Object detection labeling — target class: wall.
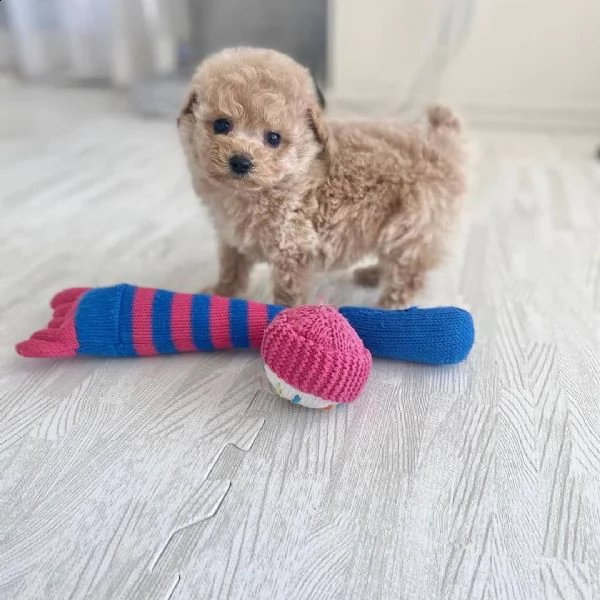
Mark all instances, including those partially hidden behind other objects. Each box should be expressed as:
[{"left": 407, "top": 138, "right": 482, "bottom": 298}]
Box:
[
  {"left": 190, "top": 0, "right": 328, "bottom": 83},
  {"left": 330, "top": 0, "right": 442, "bottom": 104},
  {"left": 330, "top": 0, "right": 600, "bottom": 128}
]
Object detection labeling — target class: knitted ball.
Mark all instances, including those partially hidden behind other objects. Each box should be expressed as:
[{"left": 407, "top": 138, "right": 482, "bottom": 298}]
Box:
[{"left": 261, "top": 305, "right": 372, "bottom": 409}]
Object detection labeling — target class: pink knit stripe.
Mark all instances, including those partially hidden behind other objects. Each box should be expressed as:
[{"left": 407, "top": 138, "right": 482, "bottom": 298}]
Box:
[
  {"left": 16, "top": 338, "right": 78, "bottom": 358},
  {"left": 16, "top": 291, "right": 82, "bottom": 358},
  {"left": 210, "top": 295, "right": 232, "bottom": 349},
  {"left": 132, "top": 287, "right": 157, "bottom": 356},
  {"left": 171, "top": 293, "right": 195, "bottom": 352},
  {"left": 247, "top": 301, "right": 268, "bottom": 348},
  {"left": 50, "top": 287, "right": 90, "bottom": 309},
  {"left": 260, "top": 306, "right": 372, "bottom": 403}
]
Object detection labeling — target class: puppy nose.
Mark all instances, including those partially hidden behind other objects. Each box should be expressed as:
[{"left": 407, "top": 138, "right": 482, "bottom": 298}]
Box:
[{"left": 229, "top": 154, "right": 253, "bottom": 176}]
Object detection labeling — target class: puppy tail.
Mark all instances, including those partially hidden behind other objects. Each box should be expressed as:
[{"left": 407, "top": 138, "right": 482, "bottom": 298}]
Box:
[
  {"left": 427, "top": 105, "right": 461, "bottom": 132},
  {"left": 426, "top": 104, "right": 471, "bottom": 189}
]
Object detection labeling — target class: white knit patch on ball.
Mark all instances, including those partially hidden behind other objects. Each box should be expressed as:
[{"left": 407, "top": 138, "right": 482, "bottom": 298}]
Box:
[{"left": 264, "top": 364, "right": 337, "bottom": 409}]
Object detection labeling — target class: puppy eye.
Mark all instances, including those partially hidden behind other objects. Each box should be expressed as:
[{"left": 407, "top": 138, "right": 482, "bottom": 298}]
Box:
[
  {"left": 264, "top": 131, "right": 281, "bottom": 148},
  {"left": 213, "top": 118, "right": 232, "bottom": 135}
]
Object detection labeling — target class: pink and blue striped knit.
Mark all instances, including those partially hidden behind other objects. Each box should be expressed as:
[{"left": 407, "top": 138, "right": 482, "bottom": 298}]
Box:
[
  {"left": 16, "top": 285, "right": 284, "bottom": 359},
  {"left": 16, "top": 284, "right": 475, "bottom": 365}
]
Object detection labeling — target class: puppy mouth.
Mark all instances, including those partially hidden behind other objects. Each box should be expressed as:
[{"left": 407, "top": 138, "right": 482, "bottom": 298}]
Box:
[
  {"left": 211, "top": 170, "right": 258, "bottom": 188},
  {"left": 213, "top": 169, "right": 263, "bottom": 192}
]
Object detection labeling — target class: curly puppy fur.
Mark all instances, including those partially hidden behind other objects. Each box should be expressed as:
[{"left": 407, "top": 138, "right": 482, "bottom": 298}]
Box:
[{"left": 178, "top": 47, "right": 468, "bottom": 308}]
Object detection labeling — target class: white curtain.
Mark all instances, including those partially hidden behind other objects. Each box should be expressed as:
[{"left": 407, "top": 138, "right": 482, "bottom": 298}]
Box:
[{"left": 2, "top": 0, "right": 190, "bottom": 86}]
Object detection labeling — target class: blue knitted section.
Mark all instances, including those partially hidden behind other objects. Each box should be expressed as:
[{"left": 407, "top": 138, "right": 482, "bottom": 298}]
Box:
[
  {"left": 152, "top": 290, "right": 177, "bottom": 354},
  {"left": 339, "top": 306, "right": 474, "bottom": 365},
  {"left": 267, "top": 304, "right": 285, "bottom": 323},
  {"left": 117, "top": 284, "right": 137, "bottom": 357},
  {"left": 76, "top": 284, "right": 137, "bottom": 357},
  {"left": 191, "top": 294, "right": 213, "bottom": 351},
  {"left": 229, "top": 298, "right": 250, "bottom": 348}
]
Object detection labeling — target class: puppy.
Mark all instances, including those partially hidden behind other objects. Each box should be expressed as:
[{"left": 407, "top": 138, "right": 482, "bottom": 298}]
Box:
[{"left": 177, "top": 47, "right": 468, "bottom": 308}]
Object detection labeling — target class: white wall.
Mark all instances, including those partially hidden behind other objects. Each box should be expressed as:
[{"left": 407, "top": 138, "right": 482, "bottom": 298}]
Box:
[
  {"left": 330, "top": 0, "right": 442, "bottom": 103},
  {"left": 330, "top": 0, "right": 600, "bottom": 128}
]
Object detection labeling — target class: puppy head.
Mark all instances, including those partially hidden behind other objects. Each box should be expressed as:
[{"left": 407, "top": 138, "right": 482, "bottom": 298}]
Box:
[{"left": 177, "top": 47, "right": 328, "bottom": 192}]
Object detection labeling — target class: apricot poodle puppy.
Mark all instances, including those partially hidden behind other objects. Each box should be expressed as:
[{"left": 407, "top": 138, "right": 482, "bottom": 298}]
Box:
[{"left": 177, "top": 47, "right": 468, "bottom": 308}]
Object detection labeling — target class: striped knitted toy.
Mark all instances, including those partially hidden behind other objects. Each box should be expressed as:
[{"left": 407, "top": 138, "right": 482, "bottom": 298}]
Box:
[{"left": 15, "top": 284, "right": 474, "bottom": 365}]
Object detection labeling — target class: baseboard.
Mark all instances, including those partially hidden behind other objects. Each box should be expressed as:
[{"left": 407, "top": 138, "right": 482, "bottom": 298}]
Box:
[
  {"left": 326, "top": 94, "right": 600, "bottom": 134},
  {"left": 457, "top": 104, "right": 600, "bottom": 134}
]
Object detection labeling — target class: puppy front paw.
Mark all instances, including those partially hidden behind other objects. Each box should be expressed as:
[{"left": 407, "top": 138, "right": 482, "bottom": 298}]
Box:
[
  {"left": 377, "top": 291, "right": 413, "bottom": 310},
  {"left": 200, "top": 285, "right": 216, "bottom": 296},
  {"left": 273, "top": 289, "right": 304, "bottom": 307},
  {"left": 200, "top": 283, "right": 237, "bottom": 298},
  {"left": 272, "top": 255, "right": 313, "bottom": 307}
]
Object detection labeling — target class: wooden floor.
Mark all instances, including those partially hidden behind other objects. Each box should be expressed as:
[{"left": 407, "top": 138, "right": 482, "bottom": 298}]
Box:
[{"left": 2, "top": 84, "right": 600, "bottom": 600}]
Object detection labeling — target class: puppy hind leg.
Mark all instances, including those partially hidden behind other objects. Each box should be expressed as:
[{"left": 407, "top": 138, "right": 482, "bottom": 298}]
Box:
[
  {"left": 377, "top": 256, "right": 427, "bottom": 309},
  {"left": 376, "top": 221, "right": 442, "bottom": 309}
]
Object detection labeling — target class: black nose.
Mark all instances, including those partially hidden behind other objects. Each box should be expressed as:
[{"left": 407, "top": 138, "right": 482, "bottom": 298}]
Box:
[{"left": 229, "top": 154, "right": 252, "bottom": 176}]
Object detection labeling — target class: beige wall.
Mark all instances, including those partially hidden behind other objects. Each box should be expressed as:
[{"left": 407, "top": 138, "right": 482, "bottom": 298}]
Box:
[
  {"left": 330, "top": 0, "right": 442, "bottom": 103},
  {"left": 330, "top": 0, "right": 600, "bottom": 126}
]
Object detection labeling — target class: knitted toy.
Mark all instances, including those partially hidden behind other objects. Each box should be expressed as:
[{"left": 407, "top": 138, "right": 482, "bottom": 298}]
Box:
[
  {"left": 261, "top": 306, "right": 372, "bottom": 409},
  {"left": 16, "top": 284, "right": 474, "bottom": 366}
]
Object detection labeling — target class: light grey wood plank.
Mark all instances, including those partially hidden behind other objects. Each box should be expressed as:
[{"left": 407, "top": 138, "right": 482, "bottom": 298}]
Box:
[{"left": 2, "top": 84, "right": 600, "bottom": 599}]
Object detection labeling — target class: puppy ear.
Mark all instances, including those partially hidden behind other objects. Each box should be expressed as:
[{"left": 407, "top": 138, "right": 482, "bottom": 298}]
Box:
[
  {"left": 306, "top": 106, "right": 331, "bottom": 151},
  {"left": 312, "top": 76, "right": 326, "bottom": 109},
  {"left": 177, "top": 90, "right": 198, "bottom": 127}
]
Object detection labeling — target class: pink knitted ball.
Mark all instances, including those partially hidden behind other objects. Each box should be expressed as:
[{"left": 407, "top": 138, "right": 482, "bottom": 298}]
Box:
[{"left": 261, "top": 305, "right": 372, "bottom": 409}]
